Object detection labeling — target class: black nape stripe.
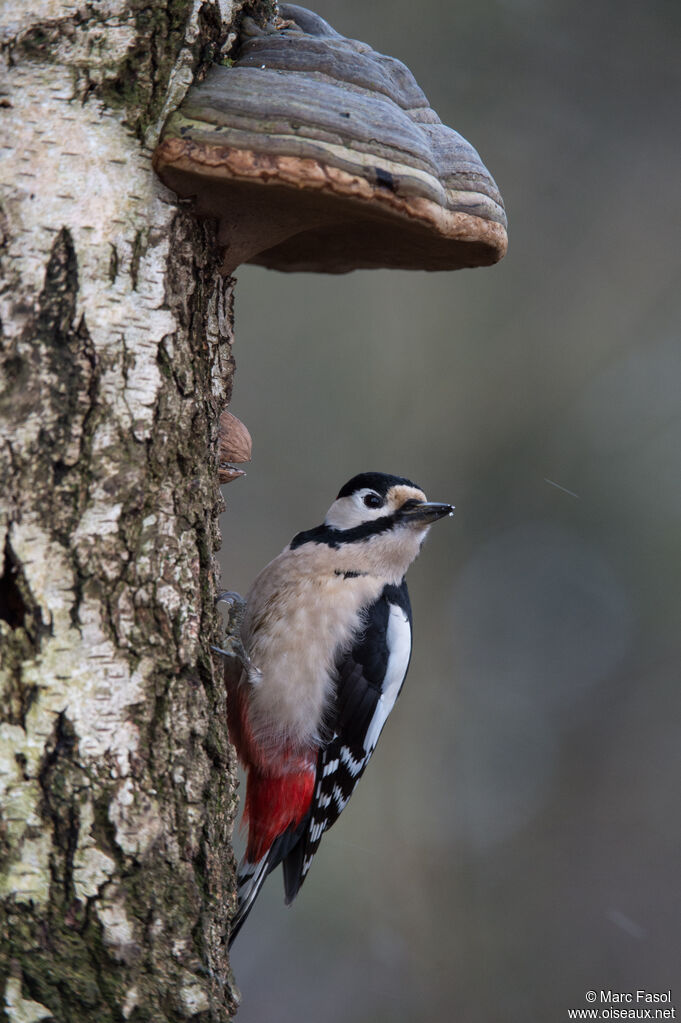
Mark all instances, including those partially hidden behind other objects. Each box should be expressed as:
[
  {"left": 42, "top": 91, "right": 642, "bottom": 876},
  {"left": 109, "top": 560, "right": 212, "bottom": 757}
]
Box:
[
  {"left": 334, "top": 569, "right": 367, "bottom": 579},
  {"left": 290, "top": 515, "right": 399, "bottom": 551}
]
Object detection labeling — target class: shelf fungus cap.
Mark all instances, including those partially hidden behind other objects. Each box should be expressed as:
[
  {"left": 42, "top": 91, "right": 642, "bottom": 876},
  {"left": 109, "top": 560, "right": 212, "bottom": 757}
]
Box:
[
  {"left": 218, "top": 410, "right": 252, "bottom": 483},
  {"left": 153, "top": 4, "right": 507, "bottom": 274}
]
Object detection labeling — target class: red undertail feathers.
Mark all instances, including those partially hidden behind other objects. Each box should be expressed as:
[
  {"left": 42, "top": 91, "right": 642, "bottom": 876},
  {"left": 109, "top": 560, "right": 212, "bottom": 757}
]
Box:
[{"left": 245, "top": 767, "right": 315, "bottom": 862}]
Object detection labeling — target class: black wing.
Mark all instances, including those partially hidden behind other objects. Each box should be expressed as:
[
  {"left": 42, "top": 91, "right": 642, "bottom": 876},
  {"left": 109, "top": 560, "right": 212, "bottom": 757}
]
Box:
[{"left": 281, "top": 580, "right": 413, "bottom": 902}]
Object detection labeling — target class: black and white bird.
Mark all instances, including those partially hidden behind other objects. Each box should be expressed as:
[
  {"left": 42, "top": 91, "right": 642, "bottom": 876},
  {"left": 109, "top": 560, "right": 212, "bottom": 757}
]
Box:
[{"left": 225, "top": 472, "right": 453, "bottom": 944}]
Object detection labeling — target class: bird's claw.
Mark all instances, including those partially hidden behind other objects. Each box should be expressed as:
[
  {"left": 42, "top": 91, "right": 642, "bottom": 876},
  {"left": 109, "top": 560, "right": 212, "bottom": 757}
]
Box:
[
  {"left": 216, "top": 590, "right": 245, "bottom": 610},
  {"left": 214, "top": 590, "right": 250, "bottom": 670}
]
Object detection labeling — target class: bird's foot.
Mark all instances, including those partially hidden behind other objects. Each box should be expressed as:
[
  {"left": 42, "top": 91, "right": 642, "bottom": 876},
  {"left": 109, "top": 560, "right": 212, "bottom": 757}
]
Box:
[{"left": 213, "top": 590, "right": 251, "bottom": 670}]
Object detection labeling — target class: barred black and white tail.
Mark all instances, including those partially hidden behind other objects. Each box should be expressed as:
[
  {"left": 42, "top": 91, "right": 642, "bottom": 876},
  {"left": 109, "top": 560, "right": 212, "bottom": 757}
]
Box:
[
  {"left": 229, "top": 853, "right": 272, "bottom": 947},
  {"left": 229, "top": 823, "right": 309, "bottom": 946}
]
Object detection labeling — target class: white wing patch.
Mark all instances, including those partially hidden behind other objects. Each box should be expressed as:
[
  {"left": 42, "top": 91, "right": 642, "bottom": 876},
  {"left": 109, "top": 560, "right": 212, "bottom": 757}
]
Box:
[
  {"left": 332, "top": 784, "right": 349, "bottom": 812},
  {"left": 309, "top": 819, "right": 325, "bottom": 842},
  {"left": 339, "top": 744, "right": 365, "bottom": 777},
  {"left": 364, "top": 602, "right": 411, "bottom": 753}
]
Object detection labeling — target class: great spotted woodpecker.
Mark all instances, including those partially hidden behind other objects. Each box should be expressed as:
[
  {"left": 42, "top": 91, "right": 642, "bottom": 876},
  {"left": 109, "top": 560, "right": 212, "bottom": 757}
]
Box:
[{"left": 225, "top": 472, "right": 453, "bottom": 944}]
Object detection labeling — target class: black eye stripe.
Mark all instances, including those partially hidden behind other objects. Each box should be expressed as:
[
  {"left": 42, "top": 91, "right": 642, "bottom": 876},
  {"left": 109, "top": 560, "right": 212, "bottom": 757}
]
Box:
[{"left": 291, "top": 516, "right": 396, "bottom": 549}]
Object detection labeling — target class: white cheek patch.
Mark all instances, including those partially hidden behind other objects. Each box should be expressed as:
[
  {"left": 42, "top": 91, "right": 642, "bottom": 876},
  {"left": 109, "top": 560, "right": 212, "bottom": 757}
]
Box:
[
  {"left": 323, "top": 494, "right": 372, "bottom": 529},
  {"left": 364, "top": 603, "right": 411, "bottom": 754},
  {"left": 324, "top": 490, "right": 385, "bottom": 529},
  {"left": 323, "top": 496, "right": 355, "bottom": 530}
]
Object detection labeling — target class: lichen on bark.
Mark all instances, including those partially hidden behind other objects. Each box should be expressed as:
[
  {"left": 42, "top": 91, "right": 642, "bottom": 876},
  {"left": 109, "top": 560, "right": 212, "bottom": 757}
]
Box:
[{"left": 0, "top": 1, "right": 251, "bottom": 1019}]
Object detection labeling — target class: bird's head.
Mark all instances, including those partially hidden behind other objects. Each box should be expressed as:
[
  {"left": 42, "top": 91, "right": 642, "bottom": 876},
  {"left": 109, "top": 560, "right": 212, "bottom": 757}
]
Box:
[
  {"left": 284, "top": 472, "right": 454, "bottom": 581},
  {"left": 324, "top": 472, "right": 453, "bottom": 533}
]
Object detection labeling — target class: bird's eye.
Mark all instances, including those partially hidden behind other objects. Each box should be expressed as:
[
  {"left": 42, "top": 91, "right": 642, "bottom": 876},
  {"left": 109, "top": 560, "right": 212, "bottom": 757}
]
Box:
[{"left": 363, "top": 492, "right": 383, "bottom": 509}]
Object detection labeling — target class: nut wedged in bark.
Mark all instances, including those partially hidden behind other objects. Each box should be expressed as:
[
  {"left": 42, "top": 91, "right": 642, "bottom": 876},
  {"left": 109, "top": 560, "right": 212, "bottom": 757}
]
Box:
[{"left": 218, "top": 410, "right": 252, "bottom": 483}]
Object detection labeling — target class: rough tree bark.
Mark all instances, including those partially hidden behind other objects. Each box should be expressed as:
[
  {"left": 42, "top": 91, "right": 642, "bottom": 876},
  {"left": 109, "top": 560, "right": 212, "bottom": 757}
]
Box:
[{"left": 0, "top": 1, "right": 258, "bottom": 1019}]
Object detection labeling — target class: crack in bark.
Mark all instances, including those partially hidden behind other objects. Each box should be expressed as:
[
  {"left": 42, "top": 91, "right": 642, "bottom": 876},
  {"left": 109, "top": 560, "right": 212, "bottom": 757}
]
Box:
[
  {"left": 0, "top": 536, "right": 49, "bottom": 727},
  {"left": 38, "top": 229, "right": 79, "bottom": 342},
  {"left": 37, "top": 714, "right": 81, "bottom": 901},
  {"left": 1, "top": 4, "right": 243, "bottom": 1018},
  {"left": 0, "top": 538, "right": 26, "bottom": 631}
]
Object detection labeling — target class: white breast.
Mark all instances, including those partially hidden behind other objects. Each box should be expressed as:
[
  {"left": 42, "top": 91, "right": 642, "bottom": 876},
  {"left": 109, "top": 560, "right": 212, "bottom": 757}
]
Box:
[
  {"left": 243, "top": 561, "right": 384, "bottom": 756},
  {"left": 364, "top": 602, "right": 412, "bottom": 753}
]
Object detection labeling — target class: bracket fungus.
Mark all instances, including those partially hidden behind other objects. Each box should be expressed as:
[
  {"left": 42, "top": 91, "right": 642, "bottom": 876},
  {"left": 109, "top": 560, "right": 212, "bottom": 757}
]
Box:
[{"left": 153, "top": 4, "right": 507, "bottom": 275}]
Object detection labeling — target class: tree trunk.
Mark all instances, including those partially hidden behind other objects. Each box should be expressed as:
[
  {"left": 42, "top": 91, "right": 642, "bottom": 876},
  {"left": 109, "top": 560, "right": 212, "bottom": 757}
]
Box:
[{"left": 0, "top": 2, "right": 251, "bottom": 1018}]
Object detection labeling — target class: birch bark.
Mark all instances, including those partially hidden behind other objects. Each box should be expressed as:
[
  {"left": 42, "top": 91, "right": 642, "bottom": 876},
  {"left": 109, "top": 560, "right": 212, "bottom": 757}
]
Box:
[{"left": 0, "top": 1, "right": 249, "bottom": 1018}]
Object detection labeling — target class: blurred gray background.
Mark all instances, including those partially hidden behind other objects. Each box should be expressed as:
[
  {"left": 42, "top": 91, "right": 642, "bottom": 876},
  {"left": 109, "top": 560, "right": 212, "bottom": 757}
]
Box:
[{"left": 220, "top": 1, "right": 681, "bottom": 1019}]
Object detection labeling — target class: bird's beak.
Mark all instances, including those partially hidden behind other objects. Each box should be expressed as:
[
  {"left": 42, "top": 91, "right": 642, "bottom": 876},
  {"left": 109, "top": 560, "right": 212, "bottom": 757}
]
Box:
[{"left": 399, "top": 501, "right": 455, "bottom": 525}]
